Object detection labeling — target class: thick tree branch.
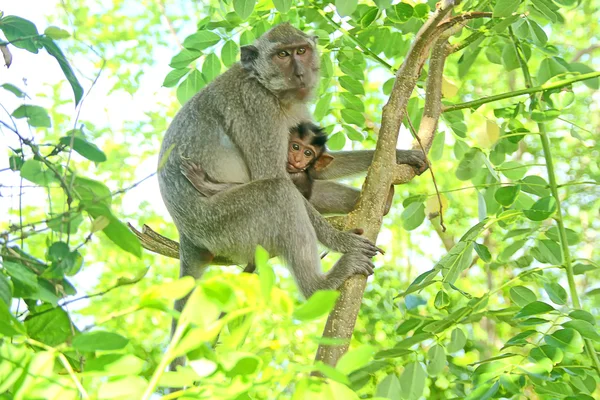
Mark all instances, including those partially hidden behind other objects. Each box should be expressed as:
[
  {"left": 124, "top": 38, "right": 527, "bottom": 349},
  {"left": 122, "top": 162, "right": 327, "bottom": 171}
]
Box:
[{"left": 314, "top": 0, "right": 460, "bottom": 367}]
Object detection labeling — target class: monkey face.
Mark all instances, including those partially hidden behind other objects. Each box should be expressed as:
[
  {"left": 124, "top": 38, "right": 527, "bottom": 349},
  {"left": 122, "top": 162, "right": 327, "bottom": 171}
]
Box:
[
  {"left": 287, "top": 137, "right": 318, "bottom": 173},
  {"left": 240, "top": 24, "right": 320, "bottom": 102}
]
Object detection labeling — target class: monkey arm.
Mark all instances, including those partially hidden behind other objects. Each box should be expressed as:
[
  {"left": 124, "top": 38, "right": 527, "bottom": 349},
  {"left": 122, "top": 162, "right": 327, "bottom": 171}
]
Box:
[
  {"left": 311, "top": 149, "right": 428, "bottom": 180},
  {"left": 309, "top": 181, "right": 360, "bottom": 214}
]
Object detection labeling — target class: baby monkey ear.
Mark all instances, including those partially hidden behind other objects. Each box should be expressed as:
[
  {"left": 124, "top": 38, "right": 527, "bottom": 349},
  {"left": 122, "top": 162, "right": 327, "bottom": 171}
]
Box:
[
  {"left": 313, "top": 153, "right": 334, "bottom": 171},
  {"left": 240, "top": 45, "right": 259, "bottom": 70}
]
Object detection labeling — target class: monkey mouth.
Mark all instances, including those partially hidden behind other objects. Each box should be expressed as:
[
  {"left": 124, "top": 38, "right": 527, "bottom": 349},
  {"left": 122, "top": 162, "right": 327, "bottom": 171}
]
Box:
[{"left": 287, "top": 163, "right": 305, "bottom": 173}]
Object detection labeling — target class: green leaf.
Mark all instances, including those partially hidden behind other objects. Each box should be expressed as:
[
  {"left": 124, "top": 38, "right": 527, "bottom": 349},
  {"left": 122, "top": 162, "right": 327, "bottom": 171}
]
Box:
[
  {"left": 570, "top": 62, "right": 599, "bottom": 89},
  {"left": 360, "top": 7, "right": 381, "bottom": 28},
  {"left": 12, "top": 105, "right": 51, "bottom": 127},
  {"left": 456, "top": 148, "right": 485, "bottom": 181},
  {"left": 313, "top": 93, "right": 332, "bottom": 121},
  {"left": 494, "top": 185, "right": 521, "bottom": 206},
  {"left": 72, "top": 331, "right": 129, "bottom": 352},
  {"left": 339, "top": 76, "right": 365, "bottom": 95},
  {"left": 293, "top": 290, "right": 339, "bottom": 321},
  {"left": 545, "top": 226, "right": 579, "bottom": 245},
  {"left": 202, "top": 53, "right": 221, "bottom": 83},
  {"left": 520, "top": 175, "right": 550, "bottom": 197},
  {"left": 544, "top": 282, "right": 567, "bottom": 305},
  {"left": 273, "top": 0, "right": 293, "bottom": 13},
  {"left": 504, "top": 330, "right": 536, "bottom": 347},
  {"left": 20, "top": 159, "right": 58, "bottom": 186},
  {"left": 162, "top": 68, "right": 190, "bottom": 88},
  {"left": 493, "top": 0, "right": 520, "bottom": 17},
  {"left": 183, "top": 30, "right": 221, "bottom": 50},
  {"left": 376, "top": 374, "right": 402, "bottom": 400},
  {"left": 530, "top": 345, "right": 563, "bottom": 364},
  {"left": 569, "top": 310, "right": 595, "bottom": 325},
  {"left": 429, "top": 131, "right": 445, "bottom": 161},
  {"left": 40, "top": 37, "right": 84, "bottom": 106},
  {"left": 44, "top": 26, "right": 70, "bottom": 39},
  {"left": 73, "top": 176, "right": 112, "bottom": 206},
  {"left": 528, "top": 20, "right": 548, "bottom": 46},
  {"left": 401, "top": 202, "right": 425, "bottom": 231},
  {"left": 339, "top": 92, "right": 364, "bottom": 112},
  {"left": 0, "top": 15, "right": 39, "bottom": 53},
  {"left": 233, "top": 0, "right": 256, "bottom": 20},
  {"left": 97, "top": 376, "right": 147, "bottom": 399},
  {"left": 0, "top": 273, "right": 12, "bottom": 306},
  {"left": 562, "top": 320, "right": 600, "bottom": 342},
  {"left": 473, "top": 243, "right": 492, "bottom": 262},
  {"left": 447, "top": 328, "right": 467, "bottom": 353},
  {"left": 510, "top": 286, "right": 537, "bottom": 307},
  {"left": 427, "top": 345, "right": 446, "bottom": 375},
  {"left": 84, "top": 204, "right": 142, "bottom": 257},
  {"left": 94, "top": 354, "right": 142, "bottom": 381},
  {"left": 255, "top": 246, "right": 275, "bottom": 301},
  {"left": 537, "top": 57, "right": 568, "bottom": 84},
  {"left": 515, "top": 301, "right": 555, "bottom": 319},
  {"left": 434, "top": 290, "right": 450, "bottom": 310},
  {"left": 344, "top": 125, "right": 364, "bottom": 141},
  {"left": 466, "top": 381, "right": 499, "bottom": 400},
  {"left": 327, "top": 131, "right": 346, "bottom": 151},
  {"left": 141, "top": 276, "right": 195, "bottom": 303},
  {"left": 177, "top": 69, "right": 206, "bottom": 105},
  {"left": 336, "top": 0, "right": 358, "bottom": 17},
  {"left": 544, "top": 329, "right": 584, "bottom": 353},
  {"left": 340, "top": 108, "right": 365, "bottom": 126},
  {"left": 2, "top": 261, "right": 37, "bottom": 292},
  {"left": 532, "top": 239, "right": 563, "bottom": 265},
  {"left": 399, "top": 362, "right": 426, "bottom": 400},
  {"left": 1, "top": 83, "right": 26, "bottom": 98},
  {"left": 169, "top": 49, "right": 202, "bottom": 68},
  {"left": 0, "top": 300, "right": 26, "bottom": 336},
  {"left": 389, "top": 3, "right": 414, "bottom": 22},
  {"left": 59, "top": 136, "right": 107, "bottom": 163},
  {"left": 336, "top": 345, "right": 375, "bottom": 375},
  {"left": 25, "top": 305, "right": 73, "bottom": 347},
  {"left": 499, "top": 161, "right": 527, "bottom": 180},
  {"left": 374, "top": 0, "right": 393, "bottom": 9},
  {"left": 523, "top": 196, "right": 557, "bottom": 221},
  {"left": 438, "top": 242, "right": 474, "bottom": 284},
  {"left": 221, "top": 40, "right": 239, "bottom": 67}
]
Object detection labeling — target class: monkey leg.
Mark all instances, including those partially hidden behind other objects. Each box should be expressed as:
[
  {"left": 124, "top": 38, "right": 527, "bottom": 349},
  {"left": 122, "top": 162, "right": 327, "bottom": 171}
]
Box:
[
  {"left": 174, "top": 178, "right": 376, "bottom": 298},
  {"left": 180, "top": 159, "right": 240, "bottom": 197},
  {"left": 170, "top": 235, "right": 213, "bottom": 371}
]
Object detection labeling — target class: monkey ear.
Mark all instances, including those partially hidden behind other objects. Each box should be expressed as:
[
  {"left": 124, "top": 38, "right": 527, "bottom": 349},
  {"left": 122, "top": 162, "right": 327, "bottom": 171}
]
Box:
[
  {"left": 313, "top": 154, "right": 334, "bottom": 171},
  {"left": 240, "top": 45, "right": 259, "bottom": 70}
]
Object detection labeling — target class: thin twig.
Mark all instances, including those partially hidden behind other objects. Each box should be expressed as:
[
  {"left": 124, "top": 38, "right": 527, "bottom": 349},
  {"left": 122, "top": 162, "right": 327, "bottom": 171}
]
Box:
[{"left": 405, "top": 114, "right": 446, "bottom": 231}]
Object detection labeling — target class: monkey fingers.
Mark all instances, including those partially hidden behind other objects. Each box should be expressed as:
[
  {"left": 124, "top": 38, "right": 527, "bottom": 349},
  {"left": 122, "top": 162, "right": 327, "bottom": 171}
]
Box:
[
  {"left": 347, "top": 228, "right": 385, "bottom": 255},
  {"left": 333, "top": 230, "right": 382, "bottom": 258}
]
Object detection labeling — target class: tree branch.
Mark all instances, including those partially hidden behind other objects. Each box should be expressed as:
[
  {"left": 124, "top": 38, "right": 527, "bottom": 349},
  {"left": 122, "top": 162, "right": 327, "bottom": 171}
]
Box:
[{"left": 313, "top": 0, "right": 460, "bottom": 367}]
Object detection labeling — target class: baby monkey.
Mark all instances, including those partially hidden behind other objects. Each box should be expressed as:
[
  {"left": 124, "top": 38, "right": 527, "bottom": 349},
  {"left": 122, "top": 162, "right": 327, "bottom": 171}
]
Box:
[{"left": 181, "top": 122, "right": 333, "bottom": 200}]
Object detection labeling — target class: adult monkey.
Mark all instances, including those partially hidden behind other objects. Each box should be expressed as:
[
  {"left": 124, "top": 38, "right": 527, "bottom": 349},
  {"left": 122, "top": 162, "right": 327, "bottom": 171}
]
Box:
[{"left": 158, "top": 23, "right": 381, "bottom": 303}]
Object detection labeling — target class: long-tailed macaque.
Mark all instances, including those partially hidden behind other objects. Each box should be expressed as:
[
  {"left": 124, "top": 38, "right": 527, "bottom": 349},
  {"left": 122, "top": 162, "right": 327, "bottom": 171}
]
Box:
[
  {"left": 158, "top": 24, "right": 382, "bottom": 304},
  {"left": 180, "top": 122, "right": 334, "bottom": 200}
]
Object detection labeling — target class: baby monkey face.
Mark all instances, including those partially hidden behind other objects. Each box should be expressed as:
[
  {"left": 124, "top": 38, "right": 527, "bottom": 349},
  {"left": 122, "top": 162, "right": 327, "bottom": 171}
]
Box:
[{"left": 287, "top": 133, "right": 320, "bottom": 173}]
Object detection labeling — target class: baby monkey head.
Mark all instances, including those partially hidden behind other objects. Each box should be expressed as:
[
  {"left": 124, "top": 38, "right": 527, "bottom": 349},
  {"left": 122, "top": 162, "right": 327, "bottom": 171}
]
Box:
[
  {"left": 240, "top": 23, "right": 320, "bottom": 102},
  {"left": 287, "top": 122, "right": 334, "bottom": 173}
]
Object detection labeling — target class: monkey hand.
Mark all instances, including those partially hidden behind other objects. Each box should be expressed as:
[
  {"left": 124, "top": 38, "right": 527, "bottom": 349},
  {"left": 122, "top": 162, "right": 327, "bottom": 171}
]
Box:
[
  {"left": 396, "top": 149, "right": 429, "bottom": 175},
  {"left": 324, "top": 252, "right": 376, "bottom": 290},
  {"left": 324, "top": 229, "right": 382, "bottom": 258}
]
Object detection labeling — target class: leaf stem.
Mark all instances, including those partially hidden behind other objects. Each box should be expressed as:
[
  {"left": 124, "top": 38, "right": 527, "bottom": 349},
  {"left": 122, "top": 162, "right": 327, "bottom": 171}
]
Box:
[{"left": 509, "top": 31, "right": 600, "bottom": 377}]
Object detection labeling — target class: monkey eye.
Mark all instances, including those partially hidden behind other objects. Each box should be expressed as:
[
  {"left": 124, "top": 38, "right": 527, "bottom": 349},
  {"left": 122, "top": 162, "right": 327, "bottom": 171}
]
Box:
[
  {"left": 291, "top": 143, "right": 300, "bottom": 151},
  {"left": 304, "top": 149, "right": 313, "bottom": 157},
  {"left": 297, "top": 47, "right": 307, "bottom": 55},
  {"left": 277, "top": 50, "right": 290, "bottom": 58}
]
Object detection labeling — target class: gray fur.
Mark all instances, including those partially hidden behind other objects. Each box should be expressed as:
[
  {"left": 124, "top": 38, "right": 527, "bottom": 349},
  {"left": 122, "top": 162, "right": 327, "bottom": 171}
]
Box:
[{"left": 158, "top": 24, "right": 379, "bottom": 304}]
